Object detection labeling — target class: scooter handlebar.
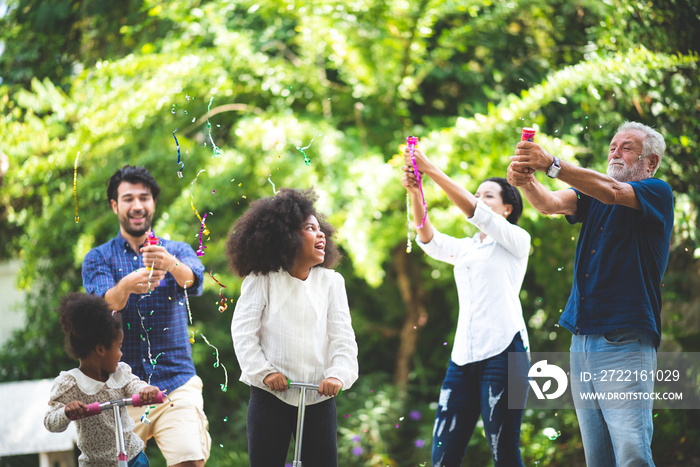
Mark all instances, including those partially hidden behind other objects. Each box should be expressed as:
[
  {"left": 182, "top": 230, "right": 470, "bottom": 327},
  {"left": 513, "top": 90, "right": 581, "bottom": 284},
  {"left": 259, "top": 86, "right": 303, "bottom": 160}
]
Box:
[
  {"left": 132, "top": 390, "right": 166, "bottom": 407},
  {"left": 69, "top": 391, "right": 166, "bottom": 420},
  {"left": 287, "top": 381, "right": 342, "bottom": 395}
]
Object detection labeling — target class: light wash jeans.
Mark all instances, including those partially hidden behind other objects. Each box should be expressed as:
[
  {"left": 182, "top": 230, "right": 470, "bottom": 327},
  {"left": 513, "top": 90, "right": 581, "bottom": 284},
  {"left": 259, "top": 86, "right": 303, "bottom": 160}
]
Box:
[{"left": 570, "top": 328, "right": 657, "bottom": 467}]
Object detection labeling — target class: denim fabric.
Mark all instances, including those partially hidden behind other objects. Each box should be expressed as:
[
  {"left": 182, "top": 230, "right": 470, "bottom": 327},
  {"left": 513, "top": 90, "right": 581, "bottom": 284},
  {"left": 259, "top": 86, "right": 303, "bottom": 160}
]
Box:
[
  {"left": 431, "top": 334, "right": 529, "bottom": 467},
  {"left": 570, "top": 328, "right": 657, "bottom": 467},
  {"left": 128, "top": 451, "right": 150, "bottom": 467}
]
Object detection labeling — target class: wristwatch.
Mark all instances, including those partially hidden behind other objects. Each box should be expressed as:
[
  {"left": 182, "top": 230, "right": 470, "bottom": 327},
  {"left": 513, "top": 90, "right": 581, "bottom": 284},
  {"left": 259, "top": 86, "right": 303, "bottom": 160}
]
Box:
[{"left": 546, "top": 156, "right": 561, "bottom": 179}]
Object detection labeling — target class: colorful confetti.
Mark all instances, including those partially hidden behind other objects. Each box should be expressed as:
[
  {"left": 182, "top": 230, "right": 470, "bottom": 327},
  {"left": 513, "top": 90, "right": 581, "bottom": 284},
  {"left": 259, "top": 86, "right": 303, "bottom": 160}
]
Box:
[
  {"left": 73, "top": 152, "right": 80, "bottom": 223},
  {"left": 189, "top": 169, "right": 210, "bottom": 236},
  {"left": 199, "top": 332, "right": 228, "bottom": 392},
  {"left": 196, "top": 213, "right": 208, "bottom": 257},
  {"left": 173, "top": 129, "right": 184, "bottom": 178},
  {"left": 296, "top": 135, "right": 316, "bottom": 166},
  {"left": 405, "top": 193, "right": 412, "bottom": 253},
  {"left": 206, "top": 97, "right": 222, "bottom": 157},
  {"left": 407, "top": 136, "right": 428, "bottom": 229},
  {"left": 209, "top": 271, "right": 228, "bottom": 312},
  {"left": 183, "top": 282, "right": 228, "bottom": 391}
]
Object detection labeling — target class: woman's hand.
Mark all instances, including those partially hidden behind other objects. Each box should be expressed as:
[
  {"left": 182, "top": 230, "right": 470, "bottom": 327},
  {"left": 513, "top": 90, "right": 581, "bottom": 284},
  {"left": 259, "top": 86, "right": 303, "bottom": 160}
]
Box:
[
  {"left": 401, "top": 165, "right": 422, "bottom": 194},
  {"left": 263, "top": 372, "right": 289, "bottom": 392},
  {"left": 318, "top": 377, "right": 343, "bottom": 397},
  {"left": 404, "top": 147, "right": 433, "bottom": 174}
]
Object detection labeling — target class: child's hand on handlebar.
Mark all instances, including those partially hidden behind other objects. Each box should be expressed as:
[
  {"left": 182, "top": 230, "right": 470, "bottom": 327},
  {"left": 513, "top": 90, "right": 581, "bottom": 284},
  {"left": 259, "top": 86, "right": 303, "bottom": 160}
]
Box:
[
  {"left": 64, "top": 401, "right": 88, "bottom": 420},
  {"left": 318, "top": 377, "right": 343, "bottom": 397},
  {"left": 138, "top": 385, "right": 161, "bottom": 404},
  {"left": 263, "top": 372, "right": 289, "bottom": 392}
]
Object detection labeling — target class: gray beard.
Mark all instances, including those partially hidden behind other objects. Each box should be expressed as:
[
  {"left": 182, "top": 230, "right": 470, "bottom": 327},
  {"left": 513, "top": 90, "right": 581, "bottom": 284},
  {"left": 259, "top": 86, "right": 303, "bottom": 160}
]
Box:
[{"left": 607, "top": 161, "right": 648, "bottom": 182}]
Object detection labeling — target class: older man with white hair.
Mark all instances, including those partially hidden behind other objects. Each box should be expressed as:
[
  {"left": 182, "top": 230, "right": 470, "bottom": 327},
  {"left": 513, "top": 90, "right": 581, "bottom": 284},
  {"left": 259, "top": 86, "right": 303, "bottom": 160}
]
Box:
[{"left": 508, "top": 122, "right": 673, "bottom": 466}]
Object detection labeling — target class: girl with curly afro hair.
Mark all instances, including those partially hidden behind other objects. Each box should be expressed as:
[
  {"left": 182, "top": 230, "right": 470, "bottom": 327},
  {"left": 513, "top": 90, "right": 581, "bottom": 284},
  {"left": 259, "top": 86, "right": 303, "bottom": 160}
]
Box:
[
  {"left": 227, "top": 188, "right": 358, "bottom": 467},
  {"left": 44, "top": 292, "right": 159, "bottom": 466}
]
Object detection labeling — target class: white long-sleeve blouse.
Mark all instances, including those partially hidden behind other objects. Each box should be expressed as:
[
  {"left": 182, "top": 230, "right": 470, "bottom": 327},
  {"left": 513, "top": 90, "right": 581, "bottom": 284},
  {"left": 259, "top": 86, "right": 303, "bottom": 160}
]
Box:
[
  {"left": 418, "top": 199, "right": 531, "bottom": 365},
  {"left": 231, "top": 267, "right": 359, "bottom": 406}
]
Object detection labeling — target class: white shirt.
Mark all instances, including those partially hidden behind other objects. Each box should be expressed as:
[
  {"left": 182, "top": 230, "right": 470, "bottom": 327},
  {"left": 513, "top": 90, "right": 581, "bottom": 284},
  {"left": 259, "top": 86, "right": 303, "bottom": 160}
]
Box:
[
  {"left": 418, "top": 200, "right": 531, "bottom": 365},
  {"left": 231, "top": 267, "right": 359, "bottom": 406}
]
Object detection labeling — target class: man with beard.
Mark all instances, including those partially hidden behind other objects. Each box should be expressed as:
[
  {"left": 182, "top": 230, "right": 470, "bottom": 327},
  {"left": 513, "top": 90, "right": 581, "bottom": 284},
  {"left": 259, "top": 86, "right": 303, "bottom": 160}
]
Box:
[
  {"left": 82, "top": 165, "right": 211, "bottom": 467},
  {"left": 507, "top": 122, "right": 673, "bottom": 466}
]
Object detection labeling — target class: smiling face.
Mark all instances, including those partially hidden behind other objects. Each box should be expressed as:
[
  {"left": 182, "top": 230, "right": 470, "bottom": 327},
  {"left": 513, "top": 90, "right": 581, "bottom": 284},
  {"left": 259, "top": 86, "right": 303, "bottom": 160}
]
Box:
[
  {"left": 111, "top": 181, "right": 156, "bottom": 239},
  {"left": 295, "top": 215, "right": 326, "bottom": 271},
  {"left": 475, "top": 181, "right": 511, "bottom": 218},
  {"left": 606, "top": 129, "right": 652, "bottom": 182}
]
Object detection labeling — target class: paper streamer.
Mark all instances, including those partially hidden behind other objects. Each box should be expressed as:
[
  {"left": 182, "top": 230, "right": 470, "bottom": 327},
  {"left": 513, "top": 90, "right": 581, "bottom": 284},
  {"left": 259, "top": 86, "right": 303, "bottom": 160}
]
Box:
[{"left": 73, "top": 152, "right": 80, "bottom": 223}]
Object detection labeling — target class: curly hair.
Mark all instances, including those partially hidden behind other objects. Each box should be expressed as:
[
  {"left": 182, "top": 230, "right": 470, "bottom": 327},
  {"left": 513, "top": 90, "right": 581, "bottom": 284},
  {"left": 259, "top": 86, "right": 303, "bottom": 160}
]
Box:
[
  {"left": 58, "top": 292, "right": 123, "bottom": 360},
  {"left": 483, "top": 177, "right": 523, "bottom": 225},
  {"left": 226, "top": 188, "right": 341, "bottom": 276}
]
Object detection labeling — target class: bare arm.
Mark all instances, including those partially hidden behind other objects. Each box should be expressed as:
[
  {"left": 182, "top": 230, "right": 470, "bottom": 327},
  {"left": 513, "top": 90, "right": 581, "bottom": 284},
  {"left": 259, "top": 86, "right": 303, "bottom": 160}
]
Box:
[
  {"left": 510, "top": 141, "right": 642, "bottom": 210},
  {"left": 404, "top": 147, "right": 478, "bottom": 219},
  {"left": 402, "top": 164, "right": 435, "bottom": 244},
  {"left": 507, "top": 162, "right": 578, "bottom": 216}
]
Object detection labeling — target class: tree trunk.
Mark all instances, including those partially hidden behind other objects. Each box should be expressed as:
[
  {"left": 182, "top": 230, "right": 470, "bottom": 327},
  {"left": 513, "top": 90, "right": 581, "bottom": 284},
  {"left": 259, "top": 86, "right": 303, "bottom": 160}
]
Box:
[{"left": 392, "top": 245, "right": 428, "bottom": 385}]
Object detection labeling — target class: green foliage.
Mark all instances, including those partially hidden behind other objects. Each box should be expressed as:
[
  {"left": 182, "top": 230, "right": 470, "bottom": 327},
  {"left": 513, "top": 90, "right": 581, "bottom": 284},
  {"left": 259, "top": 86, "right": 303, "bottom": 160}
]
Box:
[{"left": 1, "top": 0, "right": 699, "bottom": 465}]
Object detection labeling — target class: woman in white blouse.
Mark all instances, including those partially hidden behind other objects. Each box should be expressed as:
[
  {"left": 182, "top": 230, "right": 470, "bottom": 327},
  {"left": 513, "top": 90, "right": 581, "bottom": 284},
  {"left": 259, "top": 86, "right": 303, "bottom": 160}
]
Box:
[
  {"left": 403, "top": 148, "right": 531, "bottom": 467},
  {"left": 227, "top": 187, "right": 359, "bottom": 467}
]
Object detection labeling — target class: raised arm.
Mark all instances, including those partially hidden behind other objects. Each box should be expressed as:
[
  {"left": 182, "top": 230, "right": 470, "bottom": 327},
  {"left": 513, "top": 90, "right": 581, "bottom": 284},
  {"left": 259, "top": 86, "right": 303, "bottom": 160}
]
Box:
[
  {"left": 507, "top": 162, "right": 578, "bottom": 216},
  {"left": 403, "top": 147, "right": 480, "bottom": 219},
  {"left": 510, "top": 141, "right": 646, "bottom": 211}
]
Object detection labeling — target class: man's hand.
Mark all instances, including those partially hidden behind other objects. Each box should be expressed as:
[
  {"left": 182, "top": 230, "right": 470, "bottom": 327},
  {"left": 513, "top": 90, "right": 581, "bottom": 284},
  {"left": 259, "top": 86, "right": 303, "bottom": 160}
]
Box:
[
  {"left": 511, "top": 141, "right": 555, "bottom": 172},
  {"left": 124, "top": 268, "right": 166, "bottom": 294},
  {"left": 263, "top": 372, "right": 288, "bottom": 392},
  {"left": 507, "top": 161, "right": 534, "bottom": 187},
  {"left": 141, "top": 245, "right": 176, "bottom": 272}
]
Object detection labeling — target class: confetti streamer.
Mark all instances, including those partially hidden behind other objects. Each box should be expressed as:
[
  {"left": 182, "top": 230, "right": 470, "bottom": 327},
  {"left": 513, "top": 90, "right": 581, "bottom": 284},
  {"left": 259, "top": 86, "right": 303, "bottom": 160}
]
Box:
[
  {"left": 173, "top": 129, "right": 184, "bottom": 178},
  {"left": 209, "top": 271, "right": 228, "bottom": 312},
  {"left": 207, "top": 97, "right": 222, "bottom": 157},
  {"left": 407, "top": 136, "right": 428, "bottom": 228},
  {"left": 405, "top": 194, "right": 412, "bottom": 253},
  {"left": 183, "top": 281, "right": 194, "bottom": 324},
  {"left": 189, "top": 170, "right": 210, "bottom": 236},
  {"left": 135, "top": 295, "right": 156, "bottom": 384},
  {"left": 196, "top": 212, "right": 208, "bottom": 257},
  {"left": 268, "top": 175, "right": 277, "bottom": 195},
  {"left": 73, "top": 152, "right": 80, "bottom": 223},
  {"left": 296, "top": 135, "right": 316, "bottom": 166},
  {"left": 183, "top": 282, "right": 228, "bottom": 391},
  {"left": 199, "top": 332, "right": 228, "bottom": 391}
]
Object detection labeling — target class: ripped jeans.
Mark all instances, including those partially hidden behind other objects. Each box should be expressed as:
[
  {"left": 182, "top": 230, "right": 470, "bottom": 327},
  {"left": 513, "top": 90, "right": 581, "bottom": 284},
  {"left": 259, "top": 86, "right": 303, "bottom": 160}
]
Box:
[{"left": 432, "top": 334, "right": 528, "bottom": 467}]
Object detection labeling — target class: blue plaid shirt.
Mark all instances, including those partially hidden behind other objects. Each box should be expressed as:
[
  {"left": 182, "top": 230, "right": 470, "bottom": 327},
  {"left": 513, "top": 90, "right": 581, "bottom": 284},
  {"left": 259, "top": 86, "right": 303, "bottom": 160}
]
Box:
[{"left": 82, "top": 230, "right": 205, "bottom": 392}]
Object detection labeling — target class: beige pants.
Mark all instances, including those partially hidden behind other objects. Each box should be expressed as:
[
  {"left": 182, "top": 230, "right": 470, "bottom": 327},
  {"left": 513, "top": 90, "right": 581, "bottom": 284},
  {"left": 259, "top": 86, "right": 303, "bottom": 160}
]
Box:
[{"left": 128, "top": 376, "right": 211, "bottom": 465}]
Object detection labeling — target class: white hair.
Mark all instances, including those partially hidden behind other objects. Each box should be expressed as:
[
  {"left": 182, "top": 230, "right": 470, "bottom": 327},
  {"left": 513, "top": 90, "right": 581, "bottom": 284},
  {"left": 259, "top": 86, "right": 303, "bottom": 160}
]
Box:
[{"left": 617, "top": 121, "right": 666, "bottom": 176}]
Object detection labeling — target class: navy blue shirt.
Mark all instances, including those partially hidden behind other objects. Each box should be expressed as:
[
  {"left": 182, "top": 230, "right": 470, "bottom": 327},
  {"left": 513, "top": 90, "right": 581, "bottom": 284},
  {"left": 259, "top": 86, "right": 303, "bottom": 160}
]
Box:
[
  {"left": 82, "top": 231, "right": 205, "bottom": 392},
  {"left": 559, "top": 178, "right": 674, "bottom": 344}
]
